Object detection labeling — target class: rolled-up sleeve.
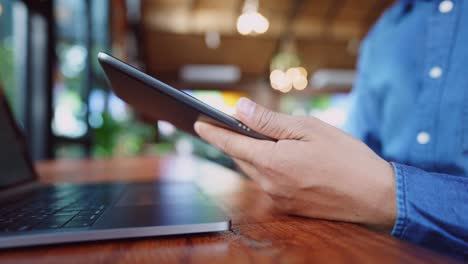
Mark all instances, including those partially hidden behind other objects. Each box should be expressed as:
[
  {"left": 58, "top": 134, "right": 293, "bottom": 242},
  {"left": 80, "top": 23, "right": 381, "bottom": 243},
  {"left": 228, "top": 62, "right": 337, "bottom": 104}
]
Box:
[{"left": 391, "top": 162, "right": 468, "bottom": 257}]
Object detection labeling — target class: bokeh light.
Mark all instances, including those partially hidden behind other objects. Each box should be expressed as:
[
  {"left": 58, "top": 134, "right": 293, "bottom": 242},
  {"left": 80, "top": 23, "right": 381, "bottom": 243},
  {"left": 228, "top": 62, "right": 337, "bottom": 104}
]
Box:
[
  {"left": 60, "top": 45, "right": 87, "bottom": 78},
  {"left": 236, "top": 11, "right": 269, "bottom": 35},
  {"left": 270, "top": 67, "right": 308, "bottom": 92}
]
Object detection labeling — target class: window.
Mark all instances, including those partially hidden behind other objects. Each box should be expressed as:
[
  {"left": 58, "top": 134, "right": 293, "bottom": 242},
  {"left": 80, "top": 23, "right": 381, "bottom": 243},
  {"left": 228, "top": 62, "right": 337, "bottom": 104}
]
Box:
[
  {"left": 52, "top": 0, "right": 158, "bottom": 159},
  {"left": 52, "top": 0, "right": 114, "bottom": 158}
]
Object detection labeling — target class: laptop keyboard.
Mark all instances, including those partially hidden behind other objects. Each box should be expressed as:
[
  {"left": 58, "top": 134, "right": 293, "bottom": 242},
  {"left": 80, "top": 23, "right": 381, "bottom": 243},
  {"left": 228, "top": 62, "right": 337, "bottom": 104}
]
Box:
[{"left": 0, "top": 184, "right": 121, "bottom": 233}]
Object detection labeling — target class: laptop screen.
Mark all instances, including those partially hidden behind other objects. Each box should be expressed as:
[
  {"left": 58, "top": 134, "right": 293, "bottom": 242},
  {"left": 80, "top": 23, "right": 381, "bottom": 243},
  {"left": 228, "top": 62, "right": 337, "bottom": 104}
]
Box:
[{"left": 0, "top": 90, "right": 36, "bottom": 189}]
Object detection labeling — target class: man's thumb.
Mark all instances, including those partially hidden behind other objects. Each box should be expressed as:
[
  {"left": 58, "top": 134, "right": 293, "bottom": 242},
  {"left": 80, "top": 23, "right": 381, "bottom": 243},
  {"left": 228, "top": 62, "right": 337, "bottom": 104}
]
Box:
[{"left": 235, "top": 98, "right": 303, "bottom": 140}]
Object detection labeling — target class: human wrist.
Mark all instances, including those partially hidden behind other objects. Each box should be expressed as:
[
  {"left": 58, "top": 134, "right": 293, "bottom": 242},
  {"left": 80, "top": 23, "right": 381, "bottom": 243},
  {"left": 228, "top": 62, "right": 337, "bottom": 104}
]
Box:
[{"left": 366, "top": 159, "right": 397, "bottom": 230}]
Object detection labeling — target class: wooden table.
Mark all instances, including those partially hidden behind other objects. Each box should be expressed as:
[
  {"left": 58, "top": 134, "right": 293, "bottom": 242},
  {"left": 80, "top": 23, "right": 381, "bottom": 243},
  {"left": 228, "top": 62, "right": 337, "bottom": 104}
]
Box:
[{"left": 0, "top": 155, "right": 459, "bottom": 263}]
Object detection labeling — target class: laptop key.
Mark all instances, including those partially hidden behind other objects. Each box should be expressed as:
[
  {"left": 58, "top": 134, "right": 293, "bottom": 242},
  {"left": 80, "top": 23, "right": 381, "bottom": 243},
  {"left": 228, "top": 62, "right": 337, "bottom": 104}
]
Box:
[
  {"left": 32, "top": 215, "right": 75, "bottom": 230},
  {"left": 70, "top": 215, "right": 94, "bottom": 221},
  {"left": 76, "top": 211, "right": 97, "bottom": 217},
  {"left": 16, "top": 225, "right": 32, "bottom": 232},
  {"left": 54, "top": 210, "right": 80, "bottom": 216},
  {"left": 63, "top": 221, "right": 91, "bottom": 228},
  {"left": 31, "top": 223, "right": 62, "bottom": 230}
]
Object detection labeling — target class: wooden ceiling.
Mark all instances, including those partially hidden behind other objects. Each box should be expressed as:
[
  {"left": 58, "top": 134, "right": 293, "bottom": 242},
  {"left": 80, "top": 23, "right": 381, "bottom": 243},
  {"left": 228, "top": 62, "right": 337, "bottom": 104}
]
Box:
[{"left": 138, "top": 0, "right": 394, "bottom": 88}]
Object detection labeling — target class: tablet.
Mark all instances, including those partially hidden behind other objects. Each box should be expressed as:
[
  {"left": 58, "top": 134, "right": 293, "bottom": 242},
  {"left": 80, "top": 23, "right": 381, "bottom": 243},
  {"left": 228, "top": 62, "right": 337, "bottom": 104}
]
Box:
[{"left": 97, "top": 52, "right": 274, "bottom": 141}]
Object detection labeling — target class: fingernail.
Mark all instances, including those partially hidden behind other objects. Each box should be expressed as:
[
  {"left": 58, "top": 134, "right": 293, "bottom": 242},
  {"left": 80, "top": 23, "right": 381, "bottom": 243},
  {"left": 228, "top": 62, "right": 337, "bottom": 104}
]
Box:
[
  {"left": 194, "top": 121, "right": 202, "bottom": 134},
  {"left": 236, "top": 98, "right": 255, "bottom": 120}
]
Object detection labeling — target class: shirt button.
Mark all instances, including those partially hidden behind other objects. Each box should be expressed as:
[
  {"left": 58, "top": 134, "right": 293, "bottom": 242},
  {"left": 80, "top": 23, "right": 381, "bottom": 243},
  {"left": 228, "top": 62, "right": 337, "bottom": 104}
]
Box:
[
  {"left": 429, "top": 66, "right": 443, "bottom": 79},
  {"left": 417, "top": 132, "right": 431, "bottom": 145},
  {"left": 439, "top": 0, "right": 454, "bottom": 13}
]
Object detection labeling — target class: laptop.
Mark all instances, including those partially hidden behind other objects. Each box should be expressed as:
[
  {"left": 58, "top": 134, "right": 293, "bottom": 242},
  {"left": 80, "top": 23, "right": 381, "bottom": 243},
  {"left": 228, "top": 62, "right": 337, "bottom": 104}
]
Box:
[{"left": 0, "top": 87, "right": 230, "bottom": 249}]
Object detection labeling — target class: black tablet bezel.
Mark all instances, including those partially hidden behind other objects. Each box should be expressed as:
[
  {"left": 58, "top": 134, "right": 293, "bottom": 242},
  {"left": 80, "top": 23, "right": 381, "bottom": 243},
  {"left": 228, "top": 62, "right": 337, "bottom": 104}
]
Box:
[{"left": 97, "top": 52, "right": 274, "bottom": 141}]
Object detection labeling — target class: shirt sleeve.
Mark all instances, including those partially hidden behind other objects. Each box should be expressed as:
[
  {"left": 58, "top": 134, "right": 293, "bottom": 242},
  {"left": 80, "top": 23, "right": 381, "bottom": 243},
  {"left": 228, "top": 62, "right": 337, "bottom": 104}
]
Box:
[{"left": 391, "top": 162, "right": 468, "bottom": 257}]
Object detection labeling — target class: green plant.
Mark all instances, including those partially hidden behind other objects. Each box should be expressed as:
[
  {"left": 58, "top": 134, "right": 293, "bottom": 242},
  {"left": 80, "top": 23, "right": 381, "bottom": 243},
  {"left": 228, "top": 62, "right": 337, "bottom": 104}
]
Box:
[{"left": 0, "top": 41, "right": 15, "bottom": 110}]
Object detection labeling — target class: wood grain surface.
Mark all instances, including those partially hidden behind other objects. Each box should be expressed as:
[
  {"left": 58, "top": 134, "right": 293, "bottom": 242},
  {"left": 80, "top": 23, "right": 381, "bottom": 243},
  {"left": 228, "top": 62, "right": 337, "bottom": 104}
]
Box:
[{"left": 0, "top": 155, "right": 459, "bottom": 264}]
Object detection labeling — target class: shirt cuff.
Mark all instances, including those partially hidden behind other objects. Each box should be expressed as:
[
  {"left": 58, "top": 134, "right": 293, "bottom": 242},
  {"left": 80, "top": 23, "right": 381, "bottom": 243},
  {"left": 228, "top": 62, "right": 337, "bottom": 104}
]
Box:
[{"left": 390, "top": 162, "right": 408, "bottom": 239}]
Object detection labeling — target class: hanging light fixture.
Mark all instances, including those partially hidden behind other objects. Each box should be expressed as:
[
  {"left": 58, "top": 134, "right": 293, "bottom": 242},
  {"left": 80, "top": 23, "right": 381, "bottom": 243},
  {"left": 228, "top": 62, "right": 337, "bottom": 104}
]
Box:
[
  {"left": 269, "top": 38, "right": 308, "bottom": 92},
  {"left": 237, "top": 0, "right": 269, "bottom": 35}
]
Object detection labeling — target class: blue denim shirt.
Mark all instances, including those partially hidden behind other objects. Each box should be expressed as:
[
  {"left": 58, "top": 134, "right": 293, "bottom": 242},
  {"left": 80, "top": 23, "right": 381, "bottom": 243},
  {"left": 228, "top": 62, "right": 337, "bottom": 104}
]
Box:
[{"left": 345, "top": 0, "right": 468, "bottom": 259}]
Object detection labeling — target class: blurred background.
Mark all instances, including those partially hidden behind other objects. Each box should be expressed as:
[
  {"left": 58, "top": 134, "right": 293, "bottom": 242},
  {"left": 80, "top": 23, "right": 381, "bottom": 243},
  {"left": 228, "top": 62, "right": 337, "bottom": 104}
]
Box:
[{"left": 0, "top": 0, "right": 392, "bottom": 168}]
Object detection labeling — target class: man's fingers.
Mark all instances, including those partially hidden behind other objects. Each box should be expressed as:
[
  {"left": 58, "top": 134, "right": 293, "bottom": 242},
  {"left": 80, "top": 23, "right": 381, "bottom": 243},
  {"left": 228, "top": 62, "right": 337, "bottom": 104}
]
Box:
[
  {"left": 234, "top": 98, "right": 307, "bottom": 140},
  {"left": 233, "top": 158, "right": 262, "bottom": 181},
  {"left": 233, "top": 158, "right": 275, "bottom": 194},
  {"left": 194, "top": 121, "right": 273, "bottom": 163}
]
